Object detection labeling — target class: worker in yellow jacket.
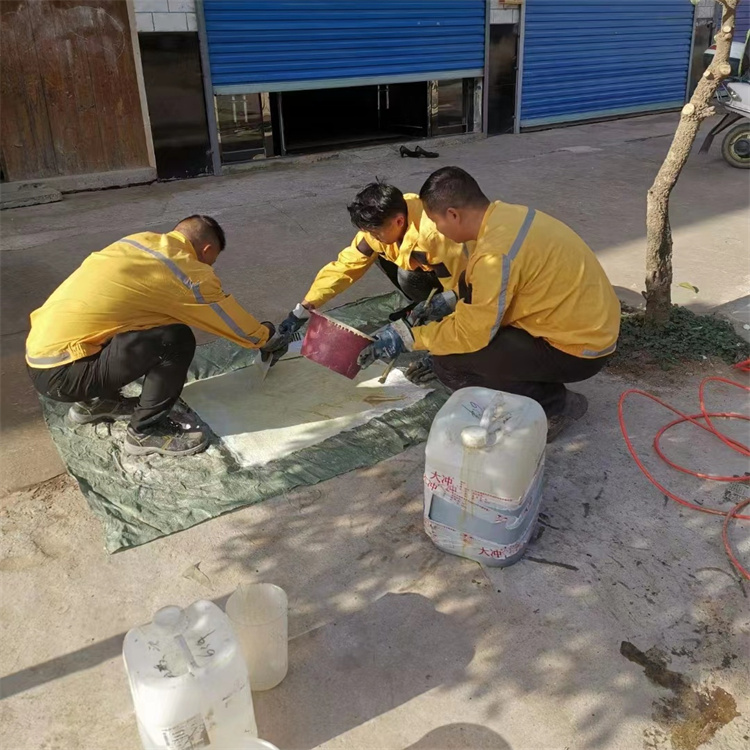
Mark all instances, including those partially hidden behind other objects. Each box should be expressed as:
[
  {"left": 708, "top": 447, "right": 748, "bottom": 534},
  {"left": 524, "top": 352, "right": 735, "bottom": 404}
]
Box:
[
  {"left": 26, "top": 215, "right": 287, "bottom": 457},
  {"left": 358, "top": 167, "right": 621, "bottom": 441},
  {"left": 276, "top": 181, "right": 465, "bottom": 335}
]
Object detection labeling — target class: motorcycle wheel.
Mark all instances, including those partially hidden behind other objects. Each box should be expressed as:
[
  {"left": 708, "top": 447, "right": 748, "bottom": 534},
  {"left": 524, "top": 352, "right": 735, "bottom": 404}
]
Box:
[{"left": 721, "top": 122, "right": 750, "bottom": 169}]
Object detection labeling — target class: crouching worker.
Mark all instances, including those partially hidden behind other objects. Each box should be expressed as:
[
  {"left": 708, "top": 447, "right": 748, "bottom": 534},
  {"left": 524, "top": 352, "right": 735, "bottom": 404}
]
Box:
[
  {"left": 275, "top": 180, "right": 466, "bottom": 336},
  {"left": 358, "top": 168, "right": 621, "bottom": 442},
  {"left": 26, "top": 216, "right": 288, "bottom": 457}
]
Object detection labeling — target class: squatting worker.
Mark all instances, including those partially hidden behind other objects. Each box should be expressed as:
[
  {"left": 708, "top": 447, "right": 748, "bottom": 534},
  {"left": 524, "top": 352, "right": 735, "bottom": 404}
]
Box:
[
  {"left": 358, "top": 167, "right": 621, "bottom": 442},
  {"left": 275, "top": 180, "right": 466, "bottom": 335},
  {"left": 26, "top": 216, "right": 288, "bottom": 457}
]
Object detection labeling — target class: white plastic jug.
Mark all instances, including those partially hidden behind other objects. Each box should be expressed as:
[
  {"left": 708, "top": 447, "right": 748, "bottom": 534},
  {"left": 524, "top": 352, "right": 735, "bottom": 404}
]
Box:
[
  {"left": 424, "top": 387, "right": 547, "bottom": 566},
  {"left": 225, "top": 583, "right": 288, "bottom": 691},
  {"left": 123, "top": 601, "right": 258, "bottom": 750}
]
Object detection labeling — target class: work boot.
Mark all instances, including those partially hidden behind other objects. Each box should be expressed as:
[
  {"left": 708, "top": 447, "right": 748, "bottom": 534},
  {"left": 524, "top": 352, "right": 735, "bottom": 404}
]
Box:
[
  {"left": 546, "top": 391, "right": 588, "bottom": 443},
  {"left": 123, "top": 418, "right": 209, "bottom": 457},
  {"left": 67, "top": 396, "right": 138, "bottom": 425}
]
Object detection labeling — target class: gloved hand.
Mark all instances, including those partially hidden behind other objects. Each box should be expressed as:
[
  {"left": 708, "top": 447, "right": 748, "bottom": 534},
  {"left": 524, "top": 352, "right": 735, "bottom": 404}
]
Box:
[
  {"left": 407, "top": 291, "right": 457, "bottom": 327},
  {"left": 405, "top": 354, "right": 437, "bottom": 385},
  {"left": 388, "top": 301, "right": 418, "bottom": 322},
  {"left": 278, "top": 303, "right": 311, "bottom": 335},
  {"left": 260, "top": 322, "right": 290, "bottom": 366},
  {"left": 357, "top": 320, "right": 414, "bottom": 369}
]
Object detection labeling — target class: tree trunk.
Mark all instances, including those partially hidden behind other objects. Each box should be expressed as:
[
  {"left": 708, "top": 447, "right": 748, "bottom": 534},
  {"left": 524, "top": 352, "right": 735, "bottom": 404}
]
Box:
[{"left": 644, "top": 0, "right": 738, "bottom": 325}]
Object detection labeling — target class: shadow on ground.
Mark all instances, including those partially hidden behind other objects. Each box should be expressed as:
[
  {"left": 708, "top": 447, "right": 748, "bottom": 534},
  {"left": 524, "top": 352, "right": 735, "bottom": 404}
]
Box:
[
  {"left": 2, "top": 369, "right": 749, "bottom": 749},
  {"left": 405, "top": 723, "right": 512, "bottom": 749}
]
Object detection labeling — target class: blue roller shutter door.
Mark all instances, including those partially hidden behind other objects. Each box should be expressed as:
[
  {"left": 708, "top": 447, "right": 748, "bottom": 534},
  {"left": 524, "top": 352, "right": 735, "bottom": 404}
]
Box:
[
  {"left": 520, "top": 0, "right": 695, "bottom": 128},
  {"left": 202, "top": 0, "right": 486, "bottom": 94}
]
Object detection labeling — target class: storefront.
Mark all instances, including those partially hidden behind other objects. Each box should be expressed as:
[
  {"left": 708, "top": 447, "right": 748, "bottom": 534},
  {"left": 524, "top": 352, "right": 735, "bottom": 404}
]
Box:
[
  {"left": 517, "top": 0, "right": 696, "bottom": 129},
  {"left": 200, "top": 0, "right": 487, "bottom": 164}
]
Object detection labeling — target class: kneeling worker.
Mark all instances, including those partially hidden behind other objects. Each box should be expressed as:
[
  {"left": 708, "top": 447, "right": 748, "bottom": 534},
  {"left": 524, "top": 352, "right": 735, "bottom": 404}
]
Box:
[
  {"left": 276, "top": 181, "right": 465, "bottom": 335},
  {"left": 358, "top": 167, "right": 620, "bottom": 441},
  {"left": 26, "top": 216, "right": 287, "bottom": 457}
]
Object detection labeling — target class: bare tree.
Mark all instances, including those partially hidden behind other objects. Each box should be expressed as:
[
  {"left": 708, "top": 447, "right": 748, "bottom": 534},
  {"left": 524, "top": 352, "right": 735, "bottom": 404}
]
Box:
[{"left": 644, "top": 0, "right": 739, "bottom": 324}]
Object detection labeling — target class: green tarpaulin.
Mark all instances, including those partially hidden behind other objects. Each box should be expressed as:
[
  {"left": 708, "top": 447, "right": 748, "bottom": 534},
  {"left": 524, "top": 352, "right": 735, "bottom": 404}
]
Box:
[{"left": 41, "top": 293, "right": 447, "bottom": 552}]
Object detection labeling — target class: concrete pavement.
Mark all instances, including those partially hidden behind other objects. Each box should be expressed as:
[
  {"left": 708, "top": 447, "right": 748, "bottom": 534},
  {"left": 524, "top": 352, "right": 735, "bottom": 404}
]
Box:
[
  {"left": 2, "top": 113, "right": 748, "bottom": 495},
  {"left": 1, "top": 372, "right": 749, "bottom": 750},
  {"left": 1, "top": 114, "right": 749, "bottom": 749}
]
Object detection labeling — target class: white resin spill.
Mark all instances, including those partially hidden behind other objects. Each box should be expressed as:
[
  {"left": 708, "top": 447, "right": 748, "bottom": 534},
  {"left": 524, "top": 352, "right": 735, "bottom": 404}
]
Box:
[{"left": 182, "top": 357, "right": 431, "bottom": 468}]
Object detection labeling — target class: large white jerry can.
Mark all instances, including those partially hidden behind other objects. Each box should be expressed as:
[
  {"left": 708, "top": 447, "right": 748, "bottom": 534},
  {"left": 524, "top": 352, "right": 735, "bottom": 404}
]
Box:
[
  {"left": 424, "top": 388, "right": 547, "bottom": 566},
  {"left": 123, "top": 601, "right": 258, "bottom": 750}
]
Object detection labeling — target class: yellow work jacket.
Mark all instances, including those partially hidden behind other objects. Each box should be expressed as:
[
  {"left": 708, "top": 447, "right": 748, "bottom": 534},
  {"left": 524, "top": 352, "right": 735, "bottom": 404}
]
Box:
[
  {"left": 412, "top": 201, "right": 620, "bottom": 359},
  {"left": 26, "top": 231, "right": 269, "bottom": 369},
  {"left": 304, "top": 195, "right": 466, "bottom": 308}
]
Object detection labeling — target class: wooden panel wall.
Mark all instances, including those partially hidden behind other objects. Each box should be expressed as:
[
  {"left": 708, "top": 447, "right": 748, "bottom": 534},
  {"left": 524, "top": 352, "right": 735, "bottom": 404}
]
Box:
[{"left": 0, "top": 0, "right": 149, "bottom": 181}]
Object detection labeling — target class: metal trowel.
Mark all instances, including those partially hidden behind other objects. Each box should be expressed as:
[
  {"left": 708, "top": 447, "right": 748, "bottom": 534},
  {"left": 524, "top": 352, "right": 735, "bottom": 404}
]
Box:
[
  {"left": 248, "top": 330, "right": 306, "bottom": 389},
  {"left": 246, "top": 351, "right": 273, "bottom": 390}
]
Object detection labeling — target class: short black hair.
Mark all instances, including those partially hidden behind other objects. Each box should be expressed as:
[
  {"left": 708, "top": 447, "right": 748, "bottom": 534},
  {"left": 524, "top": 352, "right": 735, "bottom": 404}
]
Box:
[
  {"left": 175, "top": 215, "right": 226, "bottom": 252},
  {"left": 347, "top": 181, "right": 408, "bottom": 231},
  {"left": 419, "top": 167, "right": 489, "bottom": 213}
]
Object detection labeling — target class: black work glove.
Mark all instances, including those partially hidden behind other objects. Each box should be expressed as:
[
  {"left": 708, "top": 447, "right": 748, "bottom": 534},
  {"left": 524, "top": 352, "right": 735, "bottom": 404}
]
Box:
[
  {"left": 279, "top": 303, "right": 311, "bottom": 336},
  {"left": 260, "top": 322, "right": 290, "bottom": 366},
  {"left": 405, "top": 354, "right": 437, "bottom": 385},
  {"left": 357, "top": 320, "right": 414, "bottom": 369},
  {"left": 388, "top": 301, "right": 419, "bottom": 322},
  {"left": 407, "top": 291, "right": 457, "bottom": 327}
]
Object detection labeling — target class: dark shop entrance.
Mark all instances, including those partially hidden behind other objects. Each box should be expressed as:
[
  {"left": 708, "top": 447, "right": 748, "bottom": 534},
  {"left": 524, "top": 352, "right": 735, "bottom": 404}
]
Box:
[{"left": 280, "top": 82, "right": 428, "bottom": 155}]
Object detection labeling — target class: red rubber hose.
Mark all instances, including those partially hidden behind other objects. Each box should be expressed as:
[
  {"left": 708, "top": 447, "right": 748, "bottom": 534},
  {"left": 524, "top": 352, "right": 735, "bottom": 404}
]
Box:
[
  {"left": 618, "top": 360, "right": 750, "bottom": 580},
  {"left": 724, "top": 498, "right": 750, "bottom": 580}
]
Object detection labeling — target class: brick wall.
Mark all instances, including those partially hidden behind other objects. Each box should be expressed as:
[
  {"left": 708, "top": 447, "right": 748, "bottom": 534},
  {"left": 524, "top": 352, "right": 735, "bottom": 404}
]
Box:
[
  {"left": 134, "top": 0, "right": 197, "bottom": 33},
  {"left": 694, "top": 0, "right": 716, "bottom": 22},
  {"left": 491, "top": 1, "right": 520, "bottom": 26}
]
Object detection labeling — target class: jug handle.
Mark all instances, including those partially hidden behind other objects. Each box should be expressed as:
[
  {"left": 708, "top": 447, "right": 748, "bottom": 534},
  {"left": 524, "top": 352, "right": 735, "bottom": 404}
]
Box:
[
  {"left": 175, "top": 634, "right": 199, "bottom": 675},
  {"left": 462, "top": 395, "right": 509, "bottom": 448},
  {"left": 479, "top": 394, "right": 508, "bottom": 437}
]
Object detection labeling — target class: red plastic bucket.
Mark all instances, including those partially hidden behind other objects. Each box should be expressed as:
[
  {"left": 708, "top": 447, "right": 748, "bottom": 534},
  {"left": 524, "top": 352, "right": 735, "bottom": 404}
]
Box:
[{"left": 301, "top": 311, "right": 374, "bottom": 379}]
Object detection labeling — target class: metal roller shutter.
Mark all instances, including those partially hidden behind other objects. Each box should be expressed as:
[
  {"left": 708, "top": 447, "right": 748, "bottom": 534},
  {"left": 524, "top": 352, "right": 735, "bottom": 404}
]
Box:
[
  {"left": 519, "top": 0, "right": 695, "bottom": 128},
  {"left": 736, "top": 2, "right": 750, "bottom": 42},
  {"left": 202, "top": 0, "right": 486, "bottom": 95}
]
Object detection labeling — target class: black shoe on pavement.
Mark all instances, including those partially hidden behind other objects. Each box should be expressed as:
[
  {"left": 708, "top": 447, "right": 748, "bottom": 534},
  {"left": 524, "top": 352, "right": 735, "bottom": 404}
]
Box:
[
  {"left": 546, "top": 391, "right": 588, "bottom": 443},
  {"left": 124, "top": 418, "right": 209, "bottom": 457},
  {"left": 414, "top": 145, "right": 439, "bottom": 158},
  {"left": 67, "top": 396, "right": 139, "bottom": 425},
  {"left": 399, "top": 145, "right": 419, "bottom": 158}
]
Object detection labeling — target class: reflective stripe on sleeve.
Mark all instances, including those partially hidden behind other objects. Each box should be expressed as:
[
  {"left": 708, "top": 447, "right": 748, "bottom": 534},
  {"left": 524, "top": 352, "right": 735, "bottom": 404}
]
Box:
[
  {"left": 121, "top": 238, "right": 260, "bottom": 344},
  {"left": 581, "top": 342, "right": 617, "bottom": 358},
  {"left": 489, "top": 208, "right": 536, "bottom": 340},
  {"left": 26, "top": 351, "right": 74, "bottom": 366}
]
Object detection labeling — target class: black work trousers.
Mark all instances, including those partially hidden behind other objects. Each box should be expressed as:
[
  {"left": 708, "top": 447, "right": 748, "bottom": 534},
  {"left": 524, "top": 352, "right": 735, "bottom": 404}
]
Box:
[
  {"left": 431, "top": 326, "right": 610, "bottom": 418},
  {"left": 28, "top": 324, "right": 196, "bottom": 431},
  {"left": 377, "top": 256, "right": 441, "bottom": 303}
]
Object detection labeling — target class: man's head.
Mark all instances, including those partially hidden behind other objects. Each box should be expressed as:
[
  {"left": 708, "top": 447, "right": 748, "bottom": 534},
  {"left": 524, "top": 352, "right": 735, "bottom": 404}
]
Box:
[
  {"left": 347, "top": 181, "right": 408, "bottom": 245},
  {"left": 419, "top": 167, "right": 490, "bottom": 243},
  {"left": 174, "top": 215, "right": 226, "bottom": 266}
]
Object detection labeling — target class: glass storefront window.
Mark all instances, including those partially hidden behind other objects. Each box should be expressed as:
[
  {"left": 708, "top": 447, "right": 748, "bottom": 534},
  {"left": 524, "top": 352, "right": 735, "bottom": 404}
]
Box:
[
  {"left": 215, "top": 79, "right": 477, "bottom": 163},
  {"left": 215, "top": 93, "right": 264, "bottom": 163},
  {"left": 437, "top": 79, "right": 466, "bottom": 133}
]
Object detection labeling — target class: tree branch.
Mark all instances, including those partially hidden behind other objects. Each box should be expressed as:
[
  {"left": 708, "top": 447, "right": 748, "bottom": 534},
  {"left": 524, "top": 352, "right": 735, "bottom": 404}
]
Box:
[{"left": 643, "top": 0, "right": 739, "bottom": 324}]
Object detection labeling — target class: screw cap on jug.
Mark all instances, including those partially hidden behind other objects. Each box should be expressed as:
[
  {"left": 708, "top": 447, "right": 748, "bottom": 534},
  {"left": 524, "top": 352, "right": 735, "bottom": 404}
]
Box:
[
  {"left": 153, "top": 605, "right": 188, "bottom": 633},
  {"left": 461, "top": 425, "right": 490, "bottom": 448},
  {"left": 460, "top": 393, "right": 510, "bottom": 449}
]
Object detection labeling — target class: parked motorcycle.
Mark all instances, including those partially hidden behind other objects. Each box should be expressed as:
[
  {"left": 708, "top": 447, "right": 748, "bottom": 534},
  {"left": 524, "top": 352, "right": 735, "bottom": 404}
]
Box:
[{"left": 700, "top": 80, "right": 750, "bottom": 168}]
